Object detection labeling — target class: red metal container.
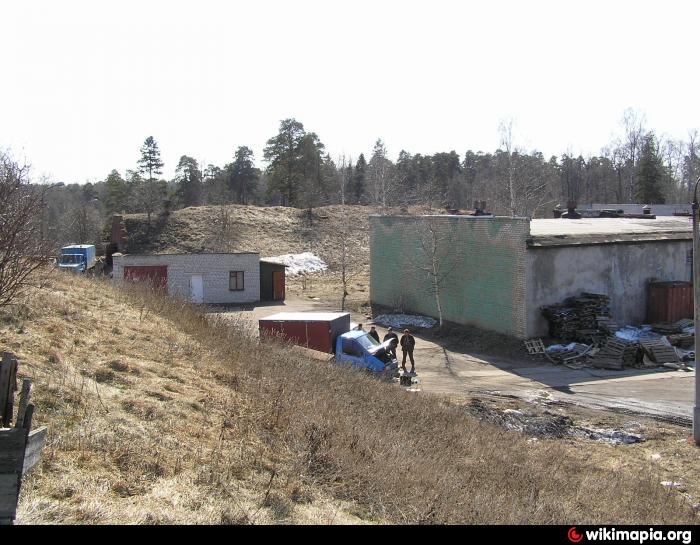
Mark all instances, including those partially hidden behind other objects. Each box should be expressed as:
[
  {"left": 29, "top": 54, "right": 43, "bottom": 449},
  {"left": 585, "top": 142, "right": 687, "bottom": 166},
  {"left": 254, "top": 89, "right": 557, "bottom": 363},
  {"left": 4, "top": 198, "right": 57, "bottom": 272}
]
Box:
[
  {"left": 259, "top": 312, "right": 351, "bottom": 353},
  {"left": 647, "top": 281, "right": 693, "bottom": 323}
]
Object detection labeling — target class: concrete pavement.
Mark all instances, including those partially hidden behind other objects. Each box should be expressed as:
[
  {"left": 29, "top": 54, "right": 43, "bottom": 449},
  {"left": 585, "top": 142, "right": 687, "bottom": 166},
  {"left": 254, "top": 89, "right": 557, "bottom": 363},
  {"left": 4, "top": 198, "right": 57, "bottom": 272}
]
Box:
[{"left": 213, "top": 297, "right": 695, "bottom": 424}]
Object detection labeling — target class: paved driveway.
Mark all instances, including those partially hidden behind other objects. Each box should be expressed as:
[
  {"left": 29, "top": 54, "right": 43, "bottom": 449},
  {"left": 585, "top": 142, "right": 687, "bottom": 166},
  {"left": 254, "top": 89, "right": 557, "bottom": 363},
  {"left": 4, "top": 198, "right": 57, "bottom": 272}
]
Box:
[{"left": 213, "top": 297, "right": 696, "bottom": 423}]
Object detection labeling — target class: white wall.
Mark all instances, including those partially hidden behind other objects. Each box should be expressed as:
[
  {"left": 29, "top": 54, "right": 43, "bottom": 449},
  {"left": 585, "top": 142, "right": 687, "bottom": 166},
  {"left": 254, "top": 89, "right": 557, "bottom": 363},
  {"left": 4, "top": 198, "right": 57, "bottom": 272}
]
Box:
[
  {"left": 525, "top": 240, "right": 692, "bottom": 337},
  {"left": 113, "top": 253, "right": 260, "bottom": 304}
]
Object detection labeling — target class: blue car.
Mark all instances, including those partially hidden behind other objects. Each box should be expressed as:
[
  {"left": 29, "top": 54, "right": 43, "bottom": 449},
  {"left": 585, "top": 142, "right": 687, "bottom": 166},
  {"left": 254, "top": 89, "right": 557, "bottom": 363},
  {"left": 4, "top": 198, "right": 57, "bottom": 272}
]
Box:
[{"left": 335, "top": 330, "right": 399, "bottom": 375}]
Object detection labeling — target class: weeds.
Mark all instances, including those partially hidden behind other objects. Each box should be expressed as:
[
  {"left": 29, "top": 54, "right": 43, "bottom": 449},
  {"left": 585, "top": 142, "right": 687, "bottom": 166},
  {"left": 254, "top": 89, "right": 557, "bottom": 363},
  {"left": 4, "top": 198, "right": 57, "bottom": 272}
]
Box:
[{"left": 6, "top": 272, "right": 699, "bottom": 525}]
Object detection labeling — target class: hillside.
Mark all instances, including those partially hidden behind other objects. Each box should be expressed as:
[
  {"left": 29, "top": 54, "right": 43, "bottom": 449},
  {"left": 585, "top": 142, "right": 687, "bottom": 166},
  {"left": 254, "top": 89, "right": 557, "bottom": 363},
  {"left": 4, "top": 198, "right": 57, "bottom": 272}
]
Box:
[
  {"left": 123, "top": 204, "right": 386, "bottom": 310},
  {"left": 1, "top": 271, "right": 697, "bottom": 524},
  {"left": 123, "top": 204, "right": 381, "bottom": 264}
]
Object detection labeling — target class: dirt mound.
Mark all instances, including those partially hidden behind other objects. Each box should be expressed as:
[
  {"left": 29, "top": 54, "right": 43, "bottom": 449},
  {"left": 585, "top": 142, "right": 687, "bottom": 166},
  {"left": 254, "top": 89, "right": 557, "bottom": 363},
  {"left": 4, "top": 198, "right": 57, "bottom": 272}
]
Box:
[{"left": 123, "top": 205, "right": 380, "bottom": 266}]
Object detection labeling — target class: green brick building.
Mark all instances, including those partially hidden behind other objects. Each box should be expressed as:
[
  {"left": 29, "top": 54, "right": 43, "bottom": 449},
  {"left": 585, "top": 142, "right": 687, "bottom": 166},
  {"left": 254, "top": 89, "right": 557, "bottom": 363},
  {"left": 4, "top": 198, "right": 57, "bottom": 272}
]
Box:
[{"left": 370, "top": 215, "right": 692, "bottom": 339}]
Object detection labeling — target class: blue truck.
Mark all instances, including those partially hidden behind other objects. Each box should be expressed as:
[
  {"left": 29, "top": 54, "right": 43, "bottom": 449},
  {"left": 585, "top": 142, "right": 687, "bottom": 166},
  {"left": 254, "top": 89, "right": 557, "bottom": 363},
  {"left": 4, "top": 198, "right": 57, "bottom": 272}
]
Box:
[
  {"left": 334, "top": 330, "right": 399, "bottom": 375},
  {"left": 58, "top": 244, "right": 97, "bottom": 273},
  {"left": 259, "top": 312, "right": 398, "bottom": 375}
]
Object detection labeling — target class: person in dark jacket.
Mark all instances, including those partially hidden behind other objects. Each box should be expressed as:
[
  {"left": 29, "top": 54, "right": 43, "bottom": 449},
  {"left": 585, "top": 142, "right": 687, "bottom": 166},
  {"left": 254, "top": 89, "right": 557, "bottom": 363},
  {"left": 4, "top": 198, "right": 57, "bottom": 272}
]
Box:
[
  {"left": 400, "top": 329, "right": 416, "bottom": 374},
  {"left": 383, "top": 327, "right": 398, "bottom": 359},
  {"left": 368, "top": 326, "right": 380, "bottom": 343}
]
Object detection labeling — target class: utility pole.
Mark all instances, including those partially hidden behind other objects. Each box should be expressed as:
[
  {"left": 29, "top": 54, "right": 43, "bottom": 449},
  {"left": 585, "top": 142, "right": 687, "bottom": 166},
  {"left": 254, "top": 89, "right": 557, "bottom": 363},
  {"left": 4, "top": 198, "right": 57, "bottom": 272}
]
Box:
[{"left": 693, "top": 176, "right": 700, "bottom": 445}]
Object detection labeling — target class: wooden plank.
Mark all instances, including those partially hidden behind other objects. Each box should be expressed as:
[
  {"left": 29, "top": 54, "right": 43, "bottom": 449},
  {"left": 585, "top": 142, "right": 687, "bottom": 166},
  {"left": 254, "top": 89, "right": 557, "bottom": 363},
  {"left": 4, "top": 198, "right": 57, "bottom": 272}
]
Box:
[
  {"left": 0, "top": 473, "right": 20, "bottom": 519},
  {"left": 0, "top": 353, "right": 16, "bottom": 427},
  {"left": 22, "top": 404, "right": 34, "bottom": 432},
  {"left": 22, "top": 427, "right": 47, "bottom": 475},
  {"left": 0, "top": 429, "right": 28, "bottom": 473},
  {"left": 14, "top": 379, "right": 32, "bottom": 429}
]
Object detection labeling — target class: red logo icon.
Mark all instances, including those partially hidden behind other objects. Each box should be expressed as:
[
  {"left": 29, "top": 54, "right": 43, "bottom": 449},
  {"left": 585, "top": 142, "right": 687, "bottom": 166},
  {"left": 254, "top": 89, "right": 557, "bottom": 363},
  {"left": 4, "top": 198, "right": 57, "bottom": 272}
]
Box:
[{"left": 568, "top": 527, "right": 584, "bottom": 543}]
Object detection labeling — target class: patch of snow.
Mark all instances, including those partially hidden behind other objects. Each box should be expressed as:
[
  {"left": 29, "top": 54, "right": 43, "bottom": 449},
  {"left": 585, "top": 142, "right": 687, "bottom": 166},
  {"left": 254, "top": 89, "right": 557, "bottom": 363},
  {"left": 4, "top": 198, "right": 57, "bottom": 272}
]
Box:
[
  {"left": 373, "top": 314, "right": 437, "bottom": 329},
  {"left": 266, "top": 252, "right": 328, "bottom": 276}
]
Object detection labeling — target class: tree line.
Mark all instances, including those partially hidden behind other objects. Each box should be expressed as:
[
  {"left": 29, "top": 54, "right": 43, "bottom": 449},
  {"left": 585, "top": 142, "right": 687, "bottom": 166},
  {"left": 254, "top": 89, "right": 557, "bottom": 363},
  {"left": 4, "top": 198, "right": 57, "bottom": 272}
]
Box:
[{"left": 34, "top": 108, "right": 700, "bottom": 249}]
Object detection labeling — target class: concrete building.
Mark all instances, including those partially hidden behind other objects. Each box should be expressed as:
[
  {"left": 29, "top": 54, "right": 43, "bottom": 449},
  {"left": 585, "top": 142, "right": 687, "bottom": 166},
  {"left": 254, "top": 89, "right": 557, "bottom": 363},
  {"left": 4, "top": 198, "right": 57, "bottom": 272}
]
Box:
[
  {"left": 370, "top": 215, "right": 692, "bottom": 339},
  {"left": 112, "top": 252, "right": 277, "bottom": 305}
]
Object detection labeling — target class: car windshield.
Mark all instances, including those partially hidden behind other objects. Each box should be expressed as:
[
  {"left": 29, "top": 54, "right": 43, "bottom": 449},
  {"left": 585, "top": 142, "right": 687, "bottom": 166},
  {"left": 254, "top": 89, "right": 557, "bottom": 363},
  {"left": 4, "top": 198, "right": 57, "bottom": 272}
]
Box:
[
  {"left": 60, "top": 254, "right": 82, "bottom": 264},
  {"left": 356, "top": 333, "right": 380, "bottom": 350}
]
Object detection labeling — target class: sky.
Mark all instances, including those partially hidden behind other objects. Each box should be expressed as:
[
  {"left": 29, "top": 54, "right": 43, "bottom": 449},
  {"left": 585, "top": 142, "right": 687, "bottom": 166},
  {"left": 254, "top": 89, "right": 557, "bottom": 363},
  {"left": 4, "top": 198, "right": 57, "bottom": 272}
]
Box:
[{"left": 1, "top": 0, "right": 698, "bottom": 184}]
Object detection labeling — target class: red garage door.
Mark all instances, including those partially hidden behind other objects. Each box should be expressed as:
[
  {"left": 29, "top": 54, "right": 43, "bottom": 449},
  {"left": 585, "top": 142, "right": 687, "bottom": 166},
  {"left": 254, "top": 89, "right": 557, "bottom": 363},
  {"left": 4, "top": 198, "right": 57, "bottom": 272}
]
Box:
[{"left": 124, "top": 265, "right": 168, "bottom": 289}]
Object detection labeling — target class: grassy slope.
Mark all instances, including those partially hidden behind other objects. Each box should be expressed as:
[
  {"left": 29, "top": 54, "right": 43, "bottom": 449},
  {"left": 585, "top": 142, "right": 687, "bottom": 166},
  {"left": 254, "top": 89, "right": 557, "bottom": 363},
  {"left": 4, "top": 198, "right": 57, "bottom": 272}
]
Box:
[
  {"left": 123, "top": 204, "right": 378, "bottom": 264},
  {"left": 2, "top": 272, "right": 697, "bottom": 524},
  {"left": 123, "top": 204, "right": 402, "bottom": 312}
]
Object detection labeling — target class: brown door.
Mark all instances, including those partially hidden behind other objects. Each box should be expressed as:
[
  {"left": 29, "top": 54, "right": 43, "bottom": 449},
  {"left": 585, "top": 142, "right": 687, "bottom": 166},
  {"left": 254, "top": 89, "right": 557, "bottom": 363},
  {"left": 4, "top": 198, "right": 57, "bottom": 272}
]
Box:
[{"left": 273, "top": 271, "right": 285, "bottom": 300}]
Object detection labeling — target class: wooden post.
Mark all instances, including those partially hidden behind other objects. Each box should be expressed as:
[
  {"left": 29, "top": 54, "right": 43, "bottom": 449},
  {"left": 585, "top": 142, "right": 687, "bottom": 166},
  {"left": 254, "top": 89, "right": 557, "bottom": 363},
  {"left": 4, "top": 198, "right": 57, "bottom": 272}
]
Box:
[
  {"left": 0, "top": 353, "right": 47, "bottom": 525},
  {"left": 0, "top": 353, "right": 18, "bottom": 427},
  {"left": 14, "top": 380, "right": 32, "bottom": 430}
]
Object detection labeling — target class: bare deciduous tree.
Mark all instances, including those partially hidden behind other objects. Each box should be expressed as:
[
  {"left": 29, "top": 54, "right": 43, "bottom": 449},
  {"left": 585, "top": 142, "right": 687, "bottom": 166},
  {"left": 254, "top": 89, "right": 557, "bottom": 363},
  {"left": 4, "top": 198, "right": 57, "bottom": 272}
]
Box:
[
  {"left": 368, "top": 139, "right": 396, "bottom": 214},
  {"left": 412, "top": 217, "right": 464, "bottom": 329},
  {"left": 327, "top": 156, "right": 363, "bottom": 311},
  {"left": 498, "top": 118, "right": 551, "bottom": 217},
  {"left": 0, "top": 152, "right": 50, "bottom": 307},
  {"left": 213, "top": 204, "right": 237, "bottom": 252}
]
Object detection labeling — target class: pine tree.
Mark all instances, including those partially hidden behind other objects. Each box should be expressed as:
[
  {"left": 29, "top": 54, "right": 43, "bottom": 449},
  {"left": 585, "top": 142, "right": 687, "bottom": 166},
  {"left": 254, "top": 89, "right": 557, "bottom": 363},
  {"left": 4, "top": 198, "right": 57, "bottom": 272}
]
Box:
[
  {"left": 175, "top": 155, "right": 203, "bottom": 207},
  {"left": 263, "top": 119, "right": 306, "bottom": 206},
  {"left": 104, "top": 169, "right": 129, "bottom": 215},
  {"left": 351, "top": 154, "right": 367, "bottom": 204},
  {"left": 228, "top": 146, "right": 259, "bottom": 204},
  {"left": 635, "top": 133, "right": 666, "bottom": 204},
  {"left": 138, "top": 136, "right": 165, "bottom": 183}
]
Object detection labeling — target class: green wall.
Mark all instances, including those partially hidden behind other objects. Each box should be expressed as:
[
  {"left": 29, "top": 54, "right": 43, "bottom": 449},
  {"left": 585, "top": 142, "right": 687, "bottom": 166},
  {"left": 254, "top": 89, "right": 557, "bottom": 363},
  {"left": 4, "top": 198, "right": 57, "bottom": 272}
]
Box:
[{"left": 370, "top": 215, "right": 530, "bottom": 337}]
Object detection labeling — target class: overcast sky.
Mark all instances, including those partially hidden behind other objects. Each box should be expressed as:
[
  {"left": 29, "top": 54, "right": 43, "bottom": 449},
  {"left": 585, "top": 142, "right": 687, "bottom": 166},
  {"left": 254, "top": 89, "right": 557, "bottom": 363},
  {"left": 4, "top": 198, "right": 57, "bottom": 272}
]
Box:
[{"left": 2, "top": 0, "right": 698, "bottom": 183}]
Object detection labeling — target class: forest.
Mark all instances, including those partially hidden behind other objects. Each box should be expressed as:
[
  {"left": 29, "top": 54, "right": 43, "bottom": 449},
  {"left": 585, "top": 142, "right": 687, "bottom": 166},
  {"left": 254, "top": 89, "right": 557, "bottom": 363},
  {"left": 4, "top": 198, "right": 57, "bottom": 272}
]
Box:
[{"left": 26, "top": 108, "right": 700, "bottom": 250}]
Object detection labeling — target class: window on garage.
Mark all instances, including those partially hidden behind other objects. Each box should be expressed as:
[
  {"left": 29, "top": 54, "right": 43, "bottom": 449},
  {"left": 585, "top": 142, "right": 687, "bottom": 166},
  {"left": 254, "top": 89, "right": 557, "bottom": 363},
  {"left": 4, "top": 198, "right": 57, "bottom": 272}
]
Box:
[{"left": 229, "top": 271, "right": 244, "bottom": 291}]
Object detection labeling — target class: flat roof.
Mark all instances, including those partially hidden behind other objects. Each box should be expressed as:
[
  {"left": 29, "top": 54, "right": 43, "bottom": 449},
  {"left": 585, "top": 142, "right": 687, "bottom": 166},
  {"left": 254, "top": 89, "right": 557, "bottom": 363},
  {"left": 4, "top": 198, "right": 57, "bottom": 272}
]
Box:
[
  {"left": 529, "top": 217, "right": 692, "bottom": 247},
  {"left": 113, "top": 252, "right": 259, "bottom": 257},
  {"left": 260, "top": 312, "right": 350, "bottom": 322}
]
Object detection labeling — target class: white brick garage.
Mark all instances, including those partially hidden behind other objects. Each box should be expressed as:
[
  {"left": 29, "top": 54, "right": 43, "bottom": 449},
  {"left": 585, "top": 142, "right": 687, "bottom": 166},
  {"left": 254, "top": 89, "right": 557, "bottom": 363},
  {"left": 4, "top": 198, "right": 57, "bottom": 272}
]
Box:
[{"left": 112, "top": 252, "right": 261, "bottom": 304}]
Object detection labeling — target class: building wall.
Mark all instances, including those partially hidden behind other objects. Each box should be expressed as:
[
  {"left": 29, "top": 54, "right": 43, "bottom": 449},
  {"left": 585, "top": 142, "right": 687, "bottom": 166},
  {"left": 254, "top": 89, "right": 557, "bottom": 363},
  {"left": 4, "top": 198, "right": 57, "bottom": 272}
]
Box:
[
  {"left": 370, "top": 215, "right": 530, "bottom": 337},
  {"left": 113, "top": 253, "right": 260, "bottom": 304},
  {"left": 525, "top": 240, "right": 693, "bottom": 337}
]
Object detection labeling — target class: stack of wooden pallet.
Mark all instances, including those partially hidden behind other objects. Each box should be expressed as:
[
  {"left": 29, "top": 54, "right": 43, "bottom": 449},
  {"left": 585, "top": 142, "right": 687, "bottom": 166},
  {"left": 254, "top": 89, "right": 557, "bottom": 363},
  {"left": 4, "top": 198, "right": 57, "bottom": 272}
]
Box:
[
  {"left": 650, "top": 322, "right": 682, "bottom": 335},
  {"left": 590, "top": 338, "right": 639, "bottom": 370},
  {"left": 575, "top": 329, "right": 608, "bottom": 346},
  {"left": 667, "top": 333, "right": 695, "bottom": 348},
  {"left": 542, "top": 293, "right": 612, "bottom": 341},
  {"left": 640, "top": 339, "right": 680, "bottom": 364},
  {"left": 596, "top": 315, "right": 620, "bottom": 334}
]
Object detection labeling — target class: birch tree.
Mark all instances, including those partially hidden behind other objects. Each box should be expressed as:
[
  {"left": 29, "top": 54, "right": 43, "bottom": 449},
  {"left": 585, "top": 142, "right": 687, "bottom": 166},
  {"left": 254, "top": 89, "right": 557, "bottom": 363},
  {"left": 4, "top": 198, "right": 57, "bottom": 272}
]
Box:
[{"left": 413, "top": 217, "right": 463, "bottom": 329}]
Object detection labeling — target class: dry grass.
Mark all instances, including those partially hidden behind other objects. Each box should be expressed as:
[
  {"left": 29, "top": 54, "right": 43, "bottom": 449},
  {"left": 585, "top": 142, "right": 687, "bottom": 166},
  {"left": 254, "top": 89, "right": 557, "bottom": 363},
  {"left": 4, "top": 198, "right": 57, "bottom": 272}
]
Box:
[
  {"left": 2, "top": 270, "right": 697, "bottom": 524},
  {"left": 123, "top": 204, "right": 427, "bottom": 312}
]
